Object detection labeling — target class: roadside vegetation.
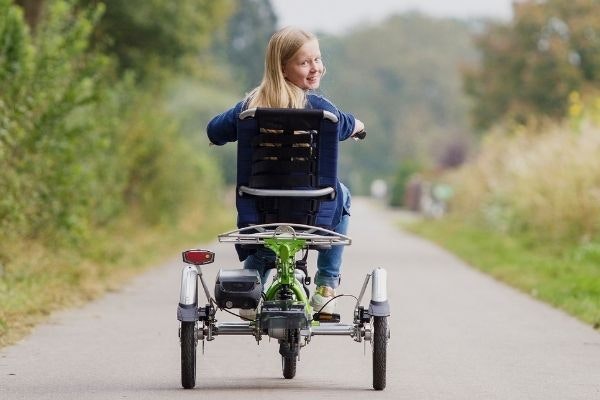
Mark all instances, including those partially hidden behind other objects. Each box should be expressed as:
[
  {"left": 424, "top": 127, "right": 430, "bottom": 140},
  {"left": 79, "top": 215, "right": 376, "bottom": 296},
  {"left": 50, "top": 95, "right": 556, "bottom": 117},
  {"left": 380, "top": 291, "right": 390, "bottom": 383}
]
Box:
[
  {"left": 404, "top": 0, "right": 600, "bottom": 328},
  {"left": 0, "top": 0, "right": 272, "bottom": 347},
  {"left": 409, "top": 214, "right": 600, "bottom": 328}
]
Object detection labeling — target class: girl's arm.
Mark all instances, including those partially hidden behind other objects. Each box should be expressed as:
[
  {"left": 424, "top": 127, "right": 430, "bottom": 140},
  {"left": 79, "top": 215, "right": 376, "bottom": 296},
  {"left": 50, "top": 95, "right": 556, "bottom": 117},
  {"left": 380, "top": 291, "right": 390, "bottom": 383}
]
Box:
[
  {"left": 206, "top": 101, "right": 245, "bottom": 145},
  {"left": 307, "top": 94, "right": 360, "bottom": 141}
]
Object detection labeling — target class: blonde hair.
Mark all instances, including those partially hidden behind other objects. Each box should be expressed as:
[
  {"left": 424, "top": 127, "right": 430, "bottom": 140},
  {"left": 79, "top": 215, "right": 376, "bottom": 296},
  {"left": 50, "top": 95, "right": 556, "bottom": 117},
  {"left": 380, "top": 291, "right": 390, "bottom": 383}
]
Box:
[{"left": 247, "top": 27, "right": 317, "bottom": 109}]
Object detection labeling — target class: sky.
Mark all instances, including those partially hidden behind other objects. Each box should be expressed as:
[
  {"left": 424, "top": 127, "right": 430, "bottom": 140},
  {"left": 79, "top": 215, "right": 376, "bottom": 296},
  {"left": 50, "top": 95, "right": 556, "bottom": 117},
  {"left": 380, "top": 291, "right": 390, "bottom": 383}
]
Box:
[{"left": 270, "top": 0, "right": 514, "bottom": 35}]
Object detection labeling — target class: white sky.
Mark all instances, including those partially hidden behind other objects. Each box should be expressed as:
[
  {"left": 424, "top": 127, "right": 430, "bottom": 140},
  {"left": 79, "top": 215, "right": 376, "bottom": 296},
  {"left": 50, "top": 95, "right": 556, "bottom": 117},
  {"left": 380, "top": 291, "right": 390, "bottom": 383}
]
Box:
[{"left": 270, "top": 0, "right": 514, "bottom": 34}]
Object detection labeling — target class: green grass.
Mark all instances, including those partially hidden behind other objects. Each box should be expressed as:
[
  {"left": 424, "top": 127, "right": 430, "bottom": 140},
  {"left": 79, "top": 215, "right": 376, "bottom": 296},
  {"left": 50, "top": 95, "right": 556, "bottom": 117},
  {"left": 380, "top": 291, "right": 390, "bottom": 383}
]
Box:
[
  {"left": 0, "top": 204, "right": 234, "bottom": 348},
  {"left": 406, "top": 217, "right": 600, "bottom": 329}
]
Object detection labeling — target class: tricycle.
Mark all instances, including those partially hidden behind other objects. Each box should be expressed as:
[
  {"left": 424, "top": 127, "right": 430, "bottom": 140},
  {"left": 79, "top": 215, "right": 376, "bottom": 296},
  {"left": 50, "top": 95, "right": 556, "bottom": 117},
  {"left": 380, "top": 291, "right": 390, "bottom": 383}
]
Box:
[{"left": 177, "top": 222, "right": 390, "bottom": 390}]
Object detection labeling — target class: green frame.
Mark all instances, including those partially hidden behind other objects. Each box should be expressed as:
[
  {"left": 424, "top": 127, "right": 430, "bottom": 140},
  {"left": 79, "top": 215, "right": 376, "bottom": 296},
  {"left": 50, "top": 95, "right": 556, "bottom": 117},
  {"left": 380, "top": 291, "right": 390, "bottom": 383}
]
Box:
[{"left": 262, "top": 237, "right": 313, "bottom": 314}]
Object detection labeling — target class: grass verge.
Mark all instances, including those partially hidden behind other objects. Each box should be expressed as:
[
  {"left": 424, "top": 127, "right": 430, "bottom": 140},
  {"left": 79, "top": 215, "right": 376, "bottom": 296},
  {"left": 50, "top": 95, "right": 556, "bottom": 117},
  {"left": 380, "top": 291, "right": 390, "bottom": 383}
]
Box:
[
  {"left": 0, "top": 205, "right": 234, "bottom": 348},
  {"left": 405, "top": 217, "right": 600, "bottom": 329}
]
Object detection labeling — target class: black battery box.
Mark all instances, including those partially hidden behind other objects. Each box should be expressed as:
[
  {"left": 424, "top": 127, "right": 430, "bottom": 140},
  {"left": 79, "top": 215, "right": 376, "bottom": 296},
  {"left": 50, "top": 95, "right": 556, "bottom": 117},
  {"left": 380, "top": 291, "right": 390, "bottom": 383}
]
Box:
[
  {"left": 259, "top": 300, "right": 309, "bottom": 330},
  {"left": 214, "top": 269, "right": 263, "bottom": 309}
]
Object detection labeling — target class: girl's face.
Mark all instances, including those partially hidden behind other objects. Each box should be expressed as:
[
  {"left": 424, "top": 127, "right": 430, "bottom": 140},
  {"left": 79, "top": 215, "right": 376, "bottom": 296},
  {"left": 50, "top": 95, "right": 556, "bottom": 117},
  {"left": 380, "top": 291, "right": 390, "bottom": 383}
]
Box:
[{"left": 282, "top": 39, "right": 324, "bottom": 90}]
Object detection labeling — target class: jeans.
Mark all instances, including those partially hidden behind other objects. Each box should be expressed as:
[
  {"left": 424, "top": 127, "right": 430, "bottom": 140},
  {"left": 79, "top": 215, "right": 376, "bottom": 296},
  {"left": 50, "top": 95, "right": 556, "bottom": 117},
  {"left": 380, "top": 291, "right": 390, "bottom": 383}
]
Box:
[{"left": 244, "top": 185, "right": 351, "bottom": 290}]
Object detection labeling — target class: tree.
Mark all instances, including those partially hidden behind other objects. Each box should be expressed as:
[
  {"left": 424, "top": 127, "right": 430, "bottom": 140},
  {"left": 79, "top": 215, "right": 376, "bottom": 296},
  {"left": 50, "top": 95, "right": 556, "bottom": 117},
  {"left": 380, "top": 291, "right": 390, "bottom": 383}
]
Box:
[
  {"left": 13, "top": 0, "right": 45, "bottom": 30},
  {"left": 79, "top": 0, "right": 234, "bottom": 80},
  {"left": 464, "top": 0, "right": 600, "bottom": 130},
  {"left": 320, "top": 14, "right": 475, "bottom": 193}
]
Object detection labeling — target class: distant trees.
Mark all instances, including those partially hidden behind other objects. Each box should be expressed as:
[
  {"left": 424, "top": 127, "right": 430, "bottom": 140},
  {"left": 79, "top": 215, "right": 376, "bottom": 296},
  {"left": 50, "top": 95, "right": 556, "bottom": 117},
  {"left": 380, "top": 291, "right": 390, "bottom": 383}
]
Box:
[
  {"left": 214, "top": 0, "right": 277, "bottom": 91},
  {"left": 464, "top": 0, "right": 600, "bottom": 130},
  {"left": 320, "top": 14, "right": 475, "bottom": 193}
]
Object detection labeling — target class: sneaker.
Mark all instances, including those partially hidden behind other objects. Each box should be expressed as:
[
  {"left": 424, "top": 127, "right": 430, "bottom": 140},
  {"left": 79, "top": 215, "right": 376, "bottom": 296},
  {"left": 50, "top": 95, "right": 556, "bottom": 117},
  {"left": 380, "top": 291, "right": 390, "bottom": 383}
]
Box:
[
  {"left": 310, "top": 286, "right": 336, "bottom": 314},
  {"left": 239, "top": 308, "right": 256, "bottom": 320}
]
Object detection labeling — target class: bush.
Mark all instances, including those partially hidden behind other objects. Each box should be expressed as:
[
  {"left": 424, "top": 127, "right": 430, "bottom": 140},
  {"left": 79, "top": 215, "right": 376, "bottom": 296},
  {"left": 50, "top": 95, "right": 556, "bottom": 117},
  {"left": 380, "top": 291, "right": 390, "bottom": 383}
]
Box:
[
  {"left": 119, "top": 88, "right": 222, "bottom": 225},
  {"left": 447, "top": 121, "right": 600, "bottom": 244},
  {"left": 0, "top": 0, "right": 130, "bottom": 244},
  {"left": 0, "top": 0, "right": 224, "bottom": 245}
]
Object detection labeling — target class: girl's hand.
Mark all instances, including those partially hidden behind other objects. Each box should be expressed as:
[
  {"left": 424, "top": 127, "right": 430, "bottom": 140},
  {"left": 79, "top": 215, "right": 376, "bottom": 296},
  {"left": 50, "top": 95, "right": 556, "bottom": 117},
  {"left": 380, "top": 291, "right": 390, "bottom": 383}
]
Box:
[
  {"left": 351, "top": 118, "right": 366, "bottom": 140},
  {"left": 353, "top": 118, "right": 365, "bottom": 134}
]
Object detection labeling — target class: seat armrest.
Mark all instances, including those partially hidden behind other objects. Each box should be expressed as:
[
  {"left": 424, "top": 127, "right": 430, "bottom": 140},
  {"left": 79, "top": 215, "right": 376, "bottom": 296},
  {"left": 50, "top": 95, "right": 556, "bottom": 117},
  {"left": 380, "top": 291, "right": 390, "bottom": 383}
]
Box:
[{"left": 238, "top": 186, "right": 335, "bottom": 199}]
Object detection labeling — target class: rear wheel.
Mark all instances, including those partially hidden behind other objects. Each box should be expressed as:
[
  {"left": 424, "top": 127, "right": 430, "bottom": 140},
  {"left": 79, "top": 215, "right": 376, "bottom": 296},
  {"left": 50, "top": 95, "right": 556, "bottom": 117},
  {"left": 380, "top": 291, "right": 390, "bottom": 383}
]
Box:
[
  {"left": 180, "top": 321, "right": 197, "bottom": 389},
  {"left": 372, "top": 316, "right": 388, "bottom": 390}
]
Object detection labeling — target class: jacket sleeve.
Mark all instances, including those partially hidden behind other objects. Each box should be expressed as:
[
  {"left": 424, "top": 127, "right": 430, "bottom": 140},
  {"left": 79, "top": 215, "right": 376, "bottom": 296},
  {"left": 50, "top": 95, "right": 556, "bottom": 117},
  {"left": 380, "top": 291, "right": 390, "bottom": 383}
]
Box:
[
  {"left": 206, "top": 101, "right": 245, "bottom": 145},
  {"left": 307, "top": 94, "right": 356, "bottom": 141}
]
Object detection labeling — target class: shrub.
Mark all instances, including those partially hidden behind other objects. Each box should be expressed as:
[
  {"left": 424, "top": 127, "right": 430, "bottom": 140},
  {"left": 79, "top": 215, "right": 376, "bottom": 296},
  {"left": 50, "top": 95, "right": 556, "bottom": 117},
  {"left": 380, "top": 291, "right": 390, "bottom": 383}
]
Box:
[
  {"left": 1, "top": 0, "right": 133, "bottom": 244},
  {"left": 448, "top": 122, "right": 600, "bottom": 244}
]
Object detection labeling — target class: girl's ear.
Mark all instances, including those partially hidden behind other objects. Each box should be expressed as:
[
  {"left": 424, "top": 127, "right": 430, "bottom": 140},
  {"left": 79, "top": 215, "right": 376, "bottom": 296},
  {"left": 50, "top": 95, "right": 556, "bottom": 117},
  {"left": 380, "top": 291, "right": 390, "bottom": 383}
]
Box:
[{"left": 281, "top": 64, "right": 287, "bottom": 78}]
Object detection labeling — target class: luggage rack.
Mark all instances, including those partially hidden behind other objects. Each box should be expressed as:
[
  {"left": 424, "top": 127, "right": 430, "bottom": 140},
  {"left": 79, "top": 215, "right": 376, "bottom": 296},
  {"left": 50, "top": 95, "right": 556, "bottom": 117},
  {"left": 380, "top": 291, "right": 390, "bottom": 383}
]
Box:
[{"left": 218, "top": 223, "right": 352, "bottom": 247}]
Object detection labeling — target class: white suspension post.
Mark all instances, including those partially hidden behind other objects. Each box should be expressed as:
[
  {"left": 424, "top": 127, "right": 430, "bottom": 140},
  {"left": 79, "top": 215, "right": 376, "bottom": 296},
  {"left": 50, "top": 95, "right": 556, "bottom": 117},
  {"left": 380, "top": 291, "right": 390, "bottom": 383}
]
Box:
[{"left": 179, "top": 265, "right": 198, "bottom": 305}]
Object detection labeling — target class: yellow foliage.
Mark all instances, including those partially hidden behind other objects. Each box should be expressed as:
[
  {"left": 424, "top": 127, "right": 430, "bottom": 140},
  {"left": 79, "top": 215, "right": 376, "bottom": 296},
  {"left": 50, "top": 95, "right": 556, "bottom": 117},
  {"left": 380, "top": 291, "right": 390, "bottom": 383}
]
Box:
[
  {"left": 448, "top": 119, "right": 600, "bottom": 243},
  {"left": 568, "top": 91, "right": 583, "bottom": 121}
]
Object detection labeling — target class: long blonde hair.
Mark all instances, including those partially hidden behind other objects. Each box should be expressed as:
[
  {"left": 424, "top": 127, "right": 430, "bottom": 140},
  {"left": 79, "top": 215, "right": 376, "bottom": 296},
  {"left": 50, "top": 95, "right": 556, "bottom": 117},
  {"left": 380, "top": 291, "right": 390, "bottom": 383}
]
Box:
[{"left": 246, "top": 27, "right": 317, "bottom": 109}]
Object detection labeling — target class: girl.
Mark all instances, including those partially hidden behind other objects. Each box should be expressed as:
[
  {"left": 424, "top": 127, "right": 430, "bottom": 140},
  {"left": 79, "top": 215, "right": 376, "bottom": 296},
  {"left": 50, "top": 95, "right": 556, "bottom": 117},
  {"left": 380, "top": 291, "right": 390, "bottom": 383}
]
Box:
[{"left": 207, "top": 26, "right": 365, "bottom": 315}]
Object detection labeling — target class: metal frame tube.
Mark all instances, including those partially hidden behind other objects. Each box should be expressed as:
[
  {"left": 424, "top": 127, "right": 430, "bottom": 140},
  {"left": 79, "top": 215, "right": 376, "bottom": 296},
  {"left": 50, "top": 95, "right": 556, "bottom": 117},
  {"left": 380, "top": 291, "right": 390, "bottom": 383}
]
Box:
[
  {"left": 212, "top": 322, "right": 357, "bottom": 338},
  {"left": 214, "top": 322, "right": 255, "bottom": 336},
  {"left": 311, "top": 324, "right": 355, "bottom": 336}
]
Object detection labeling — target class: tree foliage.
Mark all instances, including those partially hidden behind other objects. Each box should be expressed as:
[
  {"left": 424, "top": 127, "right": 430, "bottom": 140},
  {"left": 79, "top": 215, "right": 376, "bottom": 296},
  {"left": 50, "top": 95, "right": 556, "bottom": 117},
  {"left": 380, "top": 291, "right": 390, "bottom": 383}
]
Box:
[
  {"left": 1, "top": 0, "right": 124, "bottom": 242},
  {"left": 464, "top": 0, "right": 600, "bottom": 130},
  {"left": 1, "top": 0, "right": 230, "bottom": 246},
  {"left": 79, "top": 0, "right": 233, "bottom": 80}
]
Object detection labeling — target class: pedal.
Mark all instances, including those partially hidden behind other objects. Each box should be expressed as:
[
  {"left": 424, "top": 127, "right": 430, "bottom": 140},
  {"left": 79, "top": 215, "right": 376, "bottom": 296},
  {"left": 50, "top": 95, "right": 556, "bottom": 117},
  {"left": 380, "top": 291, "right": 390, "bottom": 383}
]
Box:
[{"left": 313, "top": 313, "right": 340, "bottom": 323}]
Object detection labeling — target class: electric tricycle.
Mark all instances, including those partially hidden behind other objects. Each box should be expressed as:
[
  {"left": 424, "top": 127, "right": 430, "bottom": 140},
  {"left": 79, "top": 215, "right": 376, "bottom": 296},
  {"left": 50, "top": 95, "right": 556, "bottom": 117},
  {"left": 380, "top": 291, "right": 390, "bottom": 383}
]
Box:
[{"left": 176, "top": 107, "right": 390, "bottom": 390}]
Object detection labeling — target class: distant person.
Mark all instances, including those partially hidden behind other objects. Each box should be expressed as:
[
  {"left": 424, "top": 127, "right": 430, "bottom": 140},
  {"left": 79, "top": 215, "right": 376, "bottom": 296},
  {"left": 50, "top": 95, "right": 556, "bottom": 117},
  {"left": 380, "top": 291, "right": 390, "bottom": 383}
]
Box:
[{"left": 207, "top": 26, "right": 365, "bottom": 315}]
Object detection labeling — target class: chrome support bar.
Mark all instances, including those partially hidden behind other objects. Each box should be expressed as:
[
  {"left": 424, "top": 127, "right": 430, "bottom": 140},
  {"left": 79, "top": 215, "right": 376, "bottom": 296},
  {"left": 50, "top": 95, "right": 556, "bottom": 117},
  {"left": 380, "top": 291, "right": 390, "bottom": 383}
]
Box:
[
  {"left": 355, "top": 272, "right": 371, "bottom": 310},
  {"left": 311, "top": 324, "right": 355, "bottom": 336},
  {"left": 214, "top": 322, "right": 255, "bottom": 336},
  {"left": 197, "top": 267, "right": 212, "bottom": 305},
  {"left": 212, "top": 322, "right": 358, "bottom": 337}
]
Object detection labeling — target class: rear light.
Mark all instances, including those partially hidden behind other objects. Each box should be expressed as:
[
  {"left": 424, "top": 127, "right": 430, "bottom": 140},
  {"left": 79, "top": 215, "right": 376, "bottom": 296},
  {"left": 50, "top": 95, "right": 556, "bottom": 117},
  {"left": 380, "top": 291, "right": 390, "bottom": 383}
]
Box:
[{"left": 182, "top": 249, "right": 215, "bottom": 265}]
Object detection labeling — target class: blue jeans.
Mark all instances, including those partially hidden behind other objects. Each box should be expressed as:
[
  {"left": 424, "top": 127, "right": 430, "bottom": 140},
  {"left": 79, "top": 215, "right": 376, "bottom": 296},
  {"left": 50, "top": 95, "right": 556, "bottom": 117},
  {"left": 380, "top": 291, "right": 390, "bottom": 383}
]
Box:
[{"left": 244, "top": 185, "right": 351, "bottom": 289}]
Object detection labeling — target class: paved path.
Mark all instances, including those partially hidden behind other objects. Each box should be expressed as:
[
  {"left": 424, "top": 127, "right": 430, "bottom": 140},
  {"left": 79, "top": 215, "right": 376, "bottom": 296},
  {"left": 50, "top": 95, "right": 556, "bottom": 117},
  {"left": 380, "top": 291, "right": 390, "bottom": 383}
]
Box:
[{"left": 1, "top": 198, "right": 599, "bottom": 399}]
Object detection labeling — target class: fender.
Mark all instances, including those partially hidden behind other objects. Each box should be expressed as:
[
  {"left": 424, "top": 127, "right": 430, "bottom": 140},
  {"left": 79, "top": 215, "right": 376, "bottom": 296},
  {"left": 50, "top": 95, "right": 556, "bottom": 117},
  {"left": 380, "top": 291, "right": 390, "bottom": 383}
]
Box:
[
  {"left": 177, "top": 265, "right": 198, "bottom": 322},
  {"left": 368, "top": 268, "right": 390, "bottom": 317}
]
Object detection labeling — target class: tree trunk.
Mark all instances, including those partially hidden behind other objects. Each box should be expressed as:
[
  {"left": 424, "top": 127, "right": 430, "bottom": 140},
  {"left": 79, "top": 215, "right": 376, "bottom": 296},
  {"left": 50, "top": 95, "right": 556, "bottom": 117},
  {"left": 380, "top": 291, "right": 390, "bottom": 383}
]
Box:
[{"left": 14, "top": 0, "right": 45, "bottom": 31}]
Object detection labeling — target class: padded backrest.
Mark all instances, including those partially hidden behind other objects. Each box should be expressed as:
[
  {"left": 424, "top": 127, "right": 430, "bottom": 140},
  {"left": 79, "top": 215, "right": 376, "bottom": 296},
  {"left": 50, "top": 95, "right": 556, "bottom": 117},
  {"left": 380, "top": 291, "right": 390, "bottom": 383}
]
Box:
[{"left": 236, "top": 108, "right": 339, "bottom": 228}]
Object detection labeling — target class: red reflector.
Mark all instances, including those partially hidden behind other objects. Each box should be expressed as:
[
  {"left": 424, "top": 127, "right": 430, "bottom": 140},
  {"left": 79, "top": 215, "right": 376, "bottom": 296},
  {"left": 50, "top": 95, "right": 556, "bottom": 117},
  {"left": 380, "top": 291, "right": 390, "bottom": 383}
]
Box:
[{"left": 182, "top": 250, "right": 215, "bottom": 265}]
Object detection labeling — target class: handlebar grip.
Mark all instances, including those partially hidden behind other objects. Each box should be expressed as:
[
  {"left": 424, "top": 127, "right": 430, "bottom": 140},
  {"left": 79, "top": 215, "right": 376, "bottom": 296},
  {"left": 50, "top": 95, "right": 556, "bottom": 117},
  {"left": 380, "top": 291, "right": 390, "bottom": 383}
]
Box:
[{"left": 353, "top": 130, "right": 367, "bottom": 140}]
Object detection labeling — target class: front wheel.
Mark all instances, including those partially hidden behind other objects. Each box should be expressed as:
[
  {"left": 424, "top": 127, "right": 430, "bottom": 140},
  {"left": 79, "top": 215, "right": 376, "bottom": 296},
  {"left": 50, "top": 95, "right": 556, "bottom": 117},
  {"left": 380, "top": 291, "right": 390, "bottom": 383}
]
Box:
[
  {"left": 180, "top": 321, "right": 197, "bottom": 389},
  {"left": 279, "top": 340, "right": 298, "bottom": 379},
  {"left": 282, "top": 356, "right": 297, "bottom": 379},
  {"left": 372, "top": 316, "right": 388, "bottom": 390}
]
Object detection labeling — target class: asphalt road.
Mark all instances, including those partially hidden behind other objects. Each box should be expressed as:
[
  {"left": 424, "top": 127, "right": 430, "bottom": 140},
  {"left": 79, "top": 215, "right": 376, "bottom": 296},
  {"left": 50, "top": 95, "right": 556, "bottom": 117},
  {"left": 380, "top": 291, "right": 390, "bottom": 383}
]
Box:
[{"left": 1, "top": 198, "right": 599, "bottom": 399}]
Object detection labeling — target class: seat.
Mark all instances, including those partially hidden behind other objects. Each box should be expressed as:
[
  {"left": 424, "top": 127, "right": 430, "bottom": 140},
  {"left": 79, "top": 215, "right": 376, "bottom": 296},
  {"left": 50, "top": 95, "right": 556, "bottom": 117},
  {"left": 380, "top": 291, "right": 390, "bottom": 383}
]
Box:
[{"left": 235, "top": 108, "right": 340, "bottom": 229}]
